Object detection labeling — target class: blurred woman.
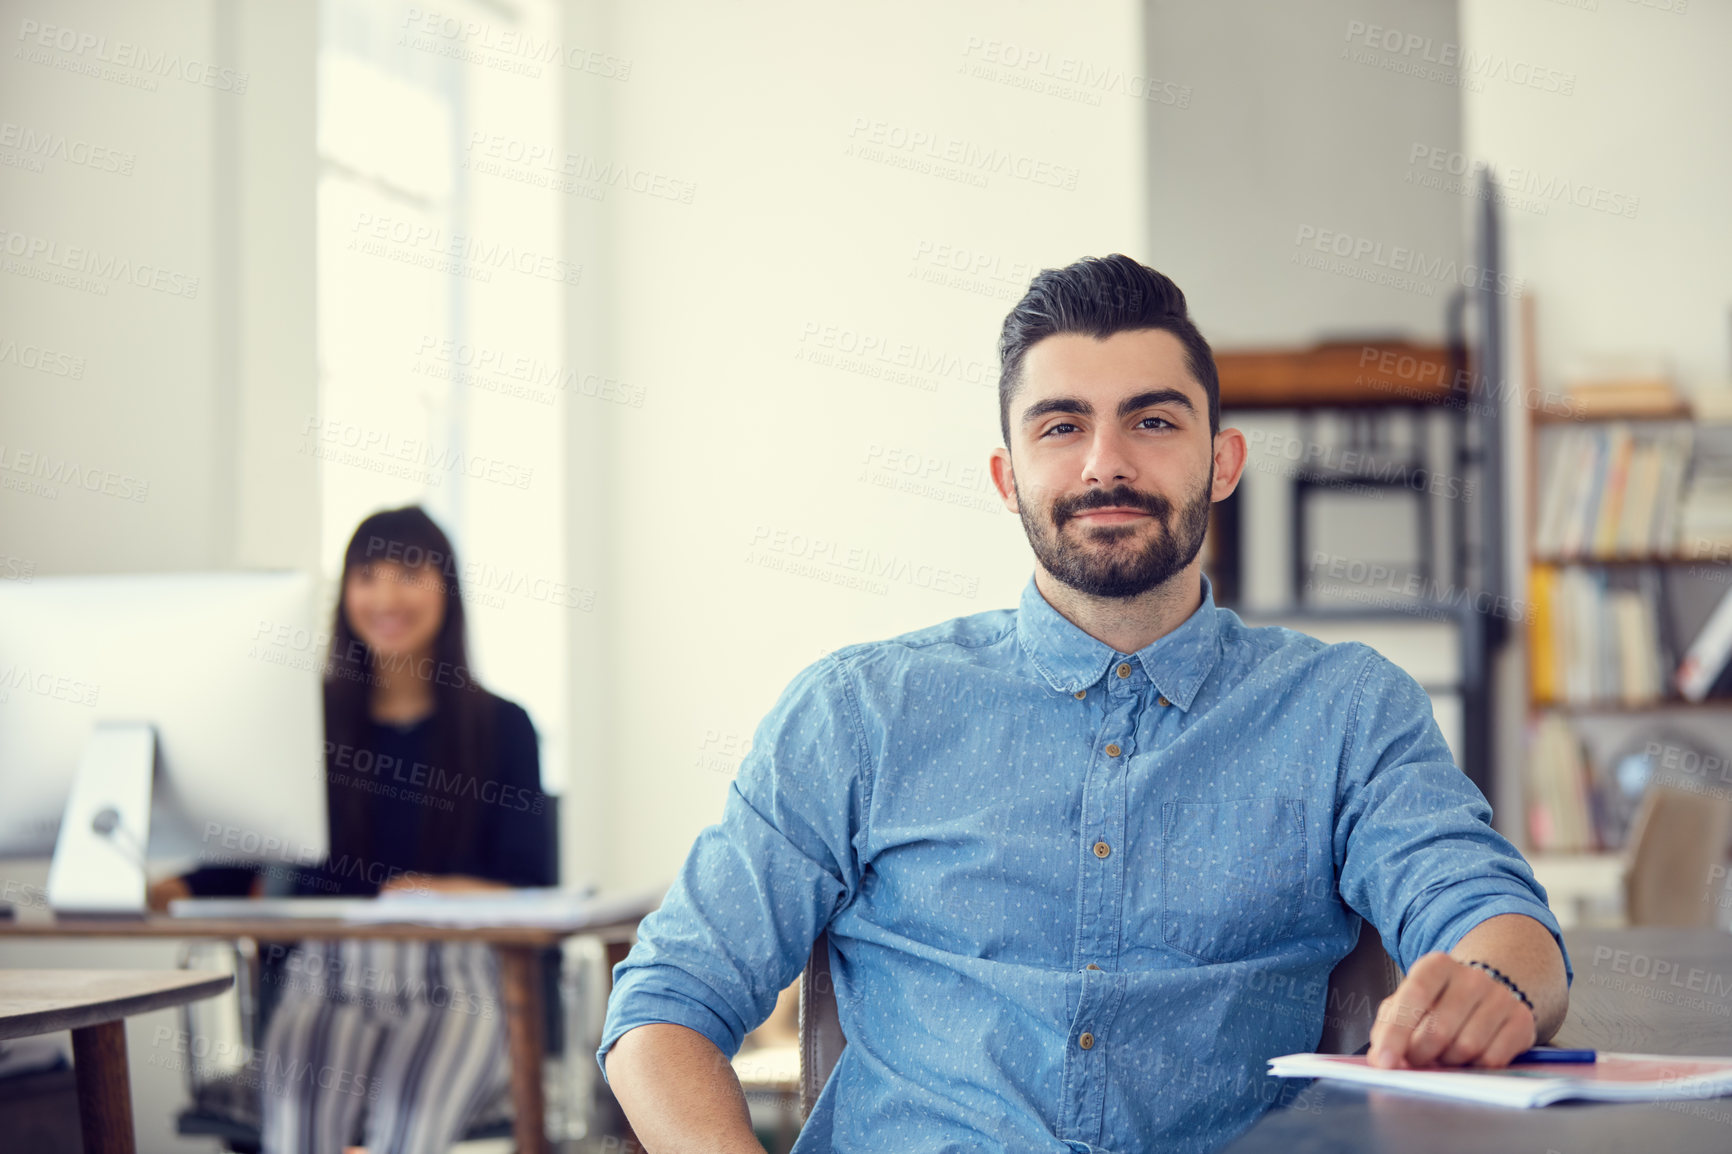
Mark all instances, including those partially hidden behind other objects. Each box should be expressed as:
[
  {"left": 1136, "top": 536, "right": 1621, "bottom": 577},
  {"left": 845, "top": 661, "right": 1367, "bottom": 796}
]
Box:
[{"left": 162, "top": 506, "right": 556, "bottom": 1153}]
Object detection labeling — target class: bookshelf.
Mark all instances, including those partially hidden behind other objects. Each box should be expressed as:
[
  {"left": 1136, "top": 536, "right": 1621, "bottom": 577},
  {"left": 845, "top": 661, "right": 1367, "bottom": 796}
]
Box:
[
  {"left": 1523, "top": 403, "right": 1732, "bottom": 916},
  {"left": 1210, "top": 338, "right": 1503, "bottom": 795}
]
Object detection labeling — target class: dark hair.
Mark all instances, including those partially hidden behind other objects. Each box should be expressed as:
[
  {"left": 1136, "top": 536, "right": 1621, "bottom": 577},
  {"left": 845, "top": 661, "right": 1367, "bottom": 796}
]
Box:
[
  {"left": 323, "top": 505, "right": 497, "bottom": 871},
  {"left": 997, "top": 254, "right": 1219, "bottom": 445}
]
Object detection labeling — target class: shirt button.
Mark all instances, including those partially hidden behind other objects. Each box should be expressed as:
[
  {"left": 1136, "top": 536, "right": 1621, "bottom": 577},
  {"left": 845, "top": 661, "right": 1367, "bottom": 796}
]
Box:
[
  {"left": 1093, "top": 841, "right": 1111, "bottom": 859},
  {"left": 1074, "top": 690, "right": 1086, "bottom": 700},
  {"left": 1116, "top": 663, "right": 1132, "bottom": 678},
  {"left": 1158, "top": 695, "right": 1171, "bottom": 707},
  {"left": 1104, "top": 743, "right": 1121, "bottom": 757},
  {"left": 1079, "top": 1032, "right": 1095, "bottom": 1050}
]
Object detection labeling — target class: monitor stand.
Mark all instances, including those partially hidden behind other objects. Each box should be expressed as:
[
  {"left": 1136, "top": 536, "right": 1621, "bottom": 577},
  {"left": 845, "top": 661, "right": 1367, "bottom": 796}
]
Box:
[{"left": 46, "top": 722, "right": 155, "bottom": 916}]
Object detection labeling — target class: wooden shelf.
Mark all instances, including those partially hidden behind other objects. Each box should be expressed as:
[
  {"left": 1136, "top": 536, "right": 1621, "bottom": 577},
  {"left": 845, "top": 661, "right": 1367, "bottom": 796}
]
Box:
[
  {"left": 1534, "top": 697, "right": 1732, "bottom": 716},
  {"left": 1531, "top": 553, "right": 1731, "bottom": 566},
  {"left": 1533, "top": 405, "right": 1693, "bottom": 425},
  {"left": 1216, "top": 340, "right": 1456, "bottom": 409}
]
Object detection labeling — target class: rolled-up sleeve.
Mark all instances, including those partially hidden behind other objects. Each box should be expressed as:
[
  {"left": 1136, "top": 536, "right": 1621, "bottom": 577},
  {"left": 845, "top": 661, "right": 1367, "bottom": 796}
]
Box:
[
  {"left": 1333, "top": 649, "right": 1573, "bottom": 985},
  {"left": 596, "top": 654, "right": 871, "bottom": 1080}
]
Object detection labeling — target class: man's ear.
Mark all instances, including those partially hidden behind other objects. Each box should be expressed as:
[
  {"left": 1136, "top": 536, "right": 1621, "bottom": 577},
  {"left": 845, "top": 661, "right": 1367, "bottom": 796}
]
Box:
[
  {"left": 989, "top": 447, "right": 1019, "bottom": 513},
  {"left": 1210, "top": 427, "right": 1248, "bottom": 503}
]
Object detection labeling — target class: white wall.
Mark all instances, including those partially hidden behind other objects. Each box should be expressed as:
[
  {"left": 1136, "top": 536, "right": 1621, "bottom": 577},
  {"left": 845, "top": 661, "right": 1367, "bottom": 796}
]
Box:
[
  {"left": 0, "top": 2, "right": 313, "bottom": 1148},
  {"left": 571, "top": 0, "right": 1149, "bottom": 893},
  {"left": 1463, "top": 0, "right": 1732, "bottom": 398},
  {"left": 0, "top": 0, "right": 316, "bottom": 575},
  {"left": 1143, "top": 0, "right": 1462, "bottom": 346}
]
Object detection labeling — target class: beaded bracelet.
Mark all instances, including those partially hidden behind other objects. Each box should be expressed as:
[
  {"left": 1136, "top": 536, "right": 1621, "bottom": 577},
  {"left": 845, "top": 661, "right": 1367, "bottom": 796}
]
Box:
[{"left": 1465, "top": 959, "right": 1535, "bottom": 1014}]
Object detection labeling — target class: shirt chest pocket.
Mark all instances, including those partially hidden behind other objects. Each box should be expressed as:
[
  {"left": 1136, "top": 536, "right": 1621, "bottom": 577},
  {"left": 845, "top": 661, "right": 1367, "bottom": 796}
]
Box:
[{"left": 1160, "top": 798, "right": 1307, "bottom": 964}]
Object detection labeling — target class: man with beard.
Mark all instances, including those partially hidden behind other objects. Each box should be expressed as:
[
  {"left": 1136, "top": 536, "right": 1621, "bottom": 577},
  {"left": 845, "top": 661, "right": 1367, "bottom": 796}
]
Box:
[{"left": 598, "top": 255, "right": 1571, "bottom": 1154}]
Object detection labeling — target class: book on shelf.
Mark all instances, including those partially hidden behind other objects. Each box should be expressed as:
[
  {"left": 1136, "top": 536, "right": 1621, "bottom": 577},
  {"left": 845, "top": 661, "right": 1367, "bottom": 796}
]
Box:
[
  {"left": 1559, "top": 353, "right": 1683, "bottom": 418},
  {"left": 1528, "top": 565, "right": 1667, "bottom": 707},
  {"left": 1526, "top": 712, "right": 1594, "bottom": 852},
  {"left": 1678, "top": 422, "right": 1732, "bottom": 557},
  {"left": 1565, "top": 382, "right": 1687, "bottom": 417},
  {"left": 1678, "top": 583, "right": 1732, "bottom": 702},
  {"left": 1534, "top": 422, "right": 1694, "bottom": 560}
]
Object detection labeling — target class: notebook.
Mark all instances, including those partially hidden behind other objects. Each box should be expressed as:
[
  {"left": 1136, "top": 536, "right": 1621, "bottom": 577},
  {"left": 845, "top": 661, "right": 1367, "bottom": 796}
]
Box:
[{"left": 1267, "top": 1051, "right": 1732, "bottom": 1108}]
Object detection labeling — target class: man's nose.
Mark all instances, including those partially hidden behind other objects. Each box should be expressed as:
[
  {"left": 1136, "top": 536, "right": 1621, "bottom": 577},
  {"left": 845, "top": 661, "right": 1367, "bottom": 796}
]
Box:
[{"left": 1082, "top": 428, "right": 1136, "bottom": 485}]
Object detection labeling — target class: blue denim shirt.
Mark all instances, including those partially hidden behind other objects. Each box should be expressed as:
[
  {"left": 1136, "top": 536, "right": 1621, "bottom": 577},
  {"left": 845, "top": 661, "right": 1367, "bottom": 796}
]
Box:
[{"left": 599, "top": 574, "right": 1570, "bottom": 1153}]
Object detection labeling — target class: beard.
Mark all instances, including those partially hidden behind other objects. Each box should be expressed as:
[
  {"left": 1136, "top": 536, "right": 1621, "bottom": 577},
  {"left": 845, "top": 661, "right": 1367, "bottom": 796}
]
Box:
[{"left": 1016, "top": 463, "right": 1214, "bottom": 599}]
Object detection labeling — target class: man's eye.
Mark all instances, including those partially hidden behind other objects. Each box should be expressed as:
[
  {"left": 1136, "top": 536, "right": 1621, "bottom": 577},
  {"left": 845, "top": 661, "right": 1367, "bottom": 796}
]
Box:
[
  {"left": 1139, "top": 416, "right": 1175, "bottom": 430},
  {"left": 1043, "top": 422, "right": 1079, "bottom": 437}
]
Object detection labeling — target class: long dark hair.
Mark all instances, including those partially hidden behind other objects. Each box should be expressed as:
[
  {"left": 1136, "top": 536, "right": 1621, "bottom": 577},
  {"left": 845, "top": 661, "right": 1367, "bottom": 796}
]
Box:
[{"left": 323, "top": 506, "right": 497, "bottom": 871}]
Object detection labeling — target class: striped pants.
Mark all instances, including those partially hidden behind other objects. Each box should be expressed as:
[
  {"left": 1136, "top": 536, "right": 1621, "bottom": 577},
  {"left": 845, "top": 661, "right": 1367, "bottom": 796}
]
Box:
[{"left": 258, "top": 939, "right": 512, "bottom": 1154}]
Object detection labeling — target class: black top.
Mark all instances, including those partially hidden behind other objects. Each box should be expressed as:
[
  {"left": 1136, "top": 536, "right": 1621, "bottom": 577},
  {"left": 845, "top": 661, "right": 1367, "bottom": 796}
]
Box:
[{"left": 186, "top": 696, "right": 556, "bottom": 897}]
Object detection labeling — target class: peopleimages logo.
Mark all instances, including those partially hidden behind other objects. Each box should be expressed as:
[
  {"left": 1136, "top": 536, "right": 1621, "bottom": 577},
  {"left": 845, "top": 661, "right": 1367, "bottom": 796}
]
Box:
[
  {"left": 1341, "top": 20, "right": 1576, "bottom": 95},
  {"left": 346, "top": 213, "right": 581, "bottom": 286},
  {"left": 398, "top": 8, "right": 631, "bottom": 81},
  {"left": 300, "top": 417, "right": 535, "bottom": 491},
  {"left": 0, "top": 662, "right": 100, "bottom": 707},
  {"left": 1406, "top": 144, "right": 1641, "bottom": 220},
  {"left": 0, "top": 336, "right": 85, "bottom": 379},
  {"left": 0, "top": 121, "right": 135, "bottom": 174},
  {"left": 0, "top": 227, "right": 200, "bottom": 299},
  {"left": 746, "top": 524, "right": 981, "bottom": 599},
  {"left": 14, "top": 18, "right": 248, "bottom": 93},
  {"left": 845, "top": 116, "right": 1080, "bottom": 191},
  {"left": 1292, "top": 225, "right": 1524, "bottom": 297},
  {"left": 463, "top": 132, "right": 695, "bottom": 205},
  {"left": 0, "top": 443, "right": 150, "bottom": 502},
  {"left": 957, "top": 36, "right": 1192, "bottom": 109}
]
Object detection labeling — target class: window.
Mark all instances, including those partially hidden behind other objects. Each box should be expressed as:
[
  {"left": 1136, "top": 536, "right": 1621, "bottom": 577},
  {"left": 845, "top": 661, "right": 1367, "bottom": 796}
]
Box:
[{"left": 315, "top": 0, "right": 567, "bottom": 793}]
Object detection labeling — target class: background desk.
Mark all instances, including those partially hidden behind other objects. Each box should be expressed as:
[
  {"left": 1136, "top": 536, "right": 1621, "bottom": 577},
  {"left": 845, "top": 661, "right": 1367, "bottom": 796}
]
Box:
[
  {"left": 0, "top": 969, "right": 233, "bottom": 1154},
  {"left": 0, "top": 914, "right": 645, "bottom": 1154},
  {"left": 1224, "top": 928, "right": 1732, "bottom": 1153}
]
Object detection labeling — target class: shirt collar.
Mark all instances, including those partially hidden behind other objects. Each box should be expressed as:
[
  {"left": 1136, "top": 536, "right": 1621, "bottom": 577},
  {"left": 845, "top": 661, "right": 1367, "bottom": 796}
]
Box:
[{"left": 1014, "top": 572, "right": 1221, "bottom": 710}]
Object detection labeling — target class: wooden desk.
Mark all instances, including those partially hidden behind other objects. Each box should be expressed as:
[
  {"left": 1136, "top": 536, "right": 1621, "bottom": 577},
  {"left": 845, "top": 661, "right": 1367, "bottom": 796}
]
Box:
[
  {"left": 0, "top": 914, "right": 645, "bottom": 1154},
  {"left": 1223, "top": 929, "right": 1732, "bottom": 1153},
  {"left": 0, "top": 969, "right": 234, "bottom": 1154}
]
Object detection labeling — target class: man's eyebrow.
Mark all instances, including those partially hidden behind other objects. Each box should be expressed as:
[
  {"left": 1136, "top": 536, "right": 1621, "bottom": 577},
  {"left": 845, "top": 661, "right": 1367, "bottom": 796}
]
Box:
[
  {"left": 1019, "top": 396, "right": 1091, "bottom": 426},
  {"left": 1019, "top": 388, "right": 1198, "bottom": 427},
  {"left": 1117, "top": 389, "right": 1197, "bottom": 418}
]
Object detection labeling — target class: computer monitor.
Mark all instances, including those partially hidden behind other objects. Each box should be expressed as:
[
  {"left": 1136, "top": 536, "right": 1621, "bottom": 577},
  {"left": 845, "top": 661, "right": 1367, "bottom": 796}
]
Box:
[{"left": 0, "top": 572, "right": 328, "bottom": 914}]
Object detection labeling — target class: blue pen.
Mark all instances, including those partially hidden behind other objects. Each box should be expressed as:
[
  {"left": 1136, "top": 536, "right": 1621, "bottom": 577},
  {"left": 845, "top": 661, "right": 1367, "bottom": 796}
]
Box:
[{"left": 1512, "top": 1048, "right": 1596, "bottom": 1064}]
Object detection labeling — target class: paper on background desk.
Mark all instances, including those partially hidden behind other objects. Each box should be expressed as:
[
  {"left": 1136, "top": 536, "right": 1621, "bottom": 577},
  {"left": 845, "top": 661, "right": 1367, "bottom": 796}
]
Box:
[
  {"left": 1268, "top": 1052, "right": 1732, "bottom": 1108},
  {"left": 339, "top": 886, "right": 663, "bottom": 929}
]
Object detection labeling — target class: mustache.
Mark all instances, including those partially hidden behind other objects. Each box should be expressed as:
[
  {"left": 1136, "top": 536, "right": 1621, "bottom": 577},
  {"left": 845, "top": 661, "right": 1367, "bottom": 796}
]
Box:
[{"left": 1054, "top": 486, "right": 1173, "bottom": 526}]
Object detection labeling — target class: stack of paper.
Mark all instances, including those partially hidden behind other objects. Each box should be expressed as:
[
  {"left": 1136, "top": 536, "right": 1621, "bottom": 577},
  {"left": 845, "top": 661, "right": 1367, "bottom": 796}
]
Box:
[
  {"left": 339, "top": 887, "right": 663, "bottom": 930},
  {"left": 168, "top": 897, "right": 376, "bottom": 920},
  {"left": 1268, "top": 1051, "right": 1732, "bottom": 1108}
]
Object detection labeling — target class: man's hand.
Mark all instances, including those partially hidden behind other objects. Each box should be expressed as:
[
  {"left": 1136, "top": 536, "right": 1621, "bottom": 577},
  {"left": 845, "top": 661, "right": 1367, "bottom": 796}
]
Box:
[{"left": 1368, "top": 952, "right": 1536, "bottom": 1069}]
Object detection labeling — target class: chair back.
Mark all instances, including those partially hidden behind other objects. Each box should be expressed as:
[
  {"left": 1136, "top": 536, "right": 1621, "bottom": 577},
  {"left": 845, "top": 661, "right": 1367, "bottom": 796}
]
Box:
[
  {"left": 798, "top": 931, "right": 849, "bottom": 1119},
  {"left": 1623, "top": 782, "right": 1732, "bottom": 926},
  {"left": 1315, "top": 922, "right": 1402, "bottom": 1055},
  {"left": 797, "top": 923, "right": 1401, "bottom": 1118}
]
